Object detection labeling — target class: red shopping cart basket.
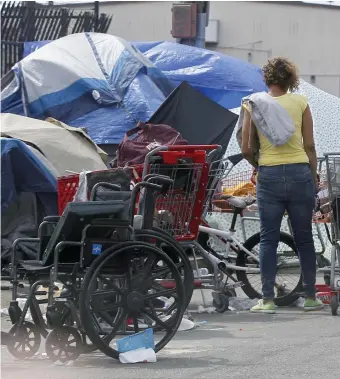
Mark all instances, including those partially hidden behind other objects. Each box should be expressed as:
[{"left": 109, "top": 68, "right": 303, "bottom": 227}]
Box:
[
  {"left": 57, "top": 174, "right": 80, "bottom": 215},
  {"left": 132, "top": 146, "right": 213, "bottom": 241},
  {"left": 57, "top": 145, "right": 216, "bottom": 240}
]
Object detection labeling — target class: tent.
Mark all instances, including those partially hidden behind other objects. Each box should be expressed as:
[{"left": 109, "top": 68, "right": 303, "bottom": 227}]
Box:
[
  {"left": 1, "top": 115, "right": 110, "bottom": 264},
  {"left": 1, "top": 138, "right": 58, "bottom": 263},
  {"left": 1, "top": 33, "right": 173, "bottom": 146},
  {"left": 1, "top": 114, "right": 108, "bottom": 175}
]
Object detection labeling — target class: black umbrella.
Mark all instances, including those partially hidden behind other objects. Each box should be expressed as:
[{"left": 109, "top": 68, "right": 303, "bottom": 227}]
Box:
[{"left": 148, "top": 81, "right": 239, "bottom": 158}]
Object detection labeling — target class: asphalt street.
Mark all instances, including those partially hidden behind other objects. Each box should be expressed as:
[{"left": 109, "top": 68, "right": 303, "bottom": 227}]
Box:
[{"left": 1, "top": 288, "right": 339, "bottom": 379}]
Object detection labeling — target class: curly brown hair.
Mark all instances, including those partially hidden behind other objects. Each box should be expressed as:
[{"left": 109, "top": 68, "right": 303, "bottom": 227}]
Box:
[{"left": 262, "top": 57, "right": 300, "bottom": 92}]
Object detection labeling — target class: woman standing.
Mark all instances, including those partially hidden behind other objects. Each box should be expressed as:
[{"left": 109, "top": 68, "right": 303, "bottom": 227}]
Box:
[{"left": 241, "top": 57, "right": 324, "bottom": 313}]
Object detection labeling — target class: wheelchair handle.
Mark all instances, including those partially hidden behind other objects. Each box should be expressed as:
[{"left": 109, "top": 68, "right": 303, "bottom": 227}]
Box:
[
  {"left": 145, "top": 175, "right": 173, "bottom": 186},
  {"left": 145, "top": 175, "right": 173, "bottom": 196},
  {"left": 130, "top": 181, "right": 165, "bottom": 224},
  {"left": 133, "top": 181, "right": 164, "bottom": 193},
  {"left": 144, "top": 173, "right": 171, "bottom": 183},
  {"left": 90, "top": 182, "right": 121, "bottom": 201}
]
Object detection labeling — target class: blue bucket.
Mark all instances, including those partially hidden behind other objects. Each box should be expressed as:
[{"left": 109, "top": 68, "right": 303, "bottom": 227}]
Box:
[{"left": 116, "top": 328, "right": 155, "bottom": 353}]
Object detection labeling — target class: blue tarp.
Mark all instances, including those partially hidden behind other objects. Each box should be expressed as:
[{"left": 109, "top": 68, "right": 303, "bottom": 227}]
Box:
[
  {"left": 23, "top": 40, "right": 52, "bottom": 58},
  {"left": 1, "top": 138, "right": 58, "bottom": 214},
  {"left": 135, "top": 41, "right": 267, "bottom": 109},
  {"left": 2, "top": 36, "right": 266, "bottom": 145}
]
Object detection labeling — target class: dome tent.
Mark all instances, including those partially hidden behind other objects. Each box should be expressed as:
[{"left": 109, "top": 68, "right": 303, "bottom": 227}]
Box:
[{"left": 1, "top": 33, "right": 172, "bottom": 145}]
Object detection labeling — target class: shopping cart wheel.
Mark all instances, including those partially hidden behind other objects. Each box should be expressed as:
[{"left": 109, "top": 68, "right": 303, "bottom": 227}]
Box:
[
  {"left": 224, "top": 288, "right": 237, "bottom": 298},
  {"left": 212, "top": 292, "right": 229, "bottom": 313},
  {"left": 330, "top": 295, "right": 339, "bottom": 316},
  {"left": 45, "top": 326, "right": 82, "bottom": 363},
  {"left": 7, "top": 321, "right": 41, "bottom": 359}
]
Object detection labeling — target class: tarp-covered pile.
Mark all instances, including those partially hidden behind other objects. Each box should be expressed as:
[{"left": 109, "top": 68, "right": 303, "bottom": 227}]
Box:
[{"left": 2, "top": 35, "right": 268, "bottom": 146}]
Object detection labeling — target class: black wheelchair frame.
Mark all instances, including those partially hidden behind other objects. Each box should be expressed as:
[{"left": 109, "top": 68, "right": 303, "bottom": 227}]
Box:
[{"left": 5, "top": 174, "right": 192, "bottom": 362}]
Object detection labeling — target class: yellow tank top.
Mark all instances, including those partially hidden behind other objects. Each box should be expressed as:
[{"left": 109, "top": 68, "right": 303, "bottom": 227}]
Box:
[{"left": 244, "top": 93, "right": 309, "bottom": 166}]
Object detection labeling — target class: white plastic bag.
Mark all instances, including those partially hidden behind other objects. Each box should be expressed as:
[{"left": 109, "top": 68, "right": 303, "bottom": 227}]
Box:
[
  {"left": 119, "top": 348, "right": 157, "bottom": 364},
  {"left": 73, "top": 170, "right": 89, "bottom": 202}
]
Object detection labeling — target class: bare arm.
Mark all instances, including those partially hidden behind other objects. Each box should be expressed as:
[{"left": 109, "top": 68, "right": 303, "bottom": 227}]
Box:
[
  {"left": 302, "top": 105, "right": 318, "bottom": 187},
  {"left": 241, "top": 109, "right": 258, "bottom": 169}
]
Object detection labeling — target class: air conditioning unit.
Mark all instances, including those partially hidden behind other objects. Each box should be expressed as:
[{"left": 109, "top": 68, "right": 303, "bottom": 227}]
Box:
[
  {"left": 171, "top": 3, "right": 197, "bottom": 39},
  {"left": 206, "top": 19, "right": 219, "bottom": 44}
]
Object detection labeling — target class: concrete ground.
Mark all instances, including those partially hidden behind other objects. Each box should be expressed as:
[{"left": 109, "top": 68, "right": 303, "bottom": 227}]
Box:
[{"left": 1, "top": 286, "right": 339, "bottom": 379}]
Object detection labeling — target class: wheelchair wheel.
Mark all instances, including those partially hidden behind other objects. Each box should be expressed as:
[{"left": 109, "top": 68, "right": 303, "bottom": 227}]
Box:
[
  {"left": 236, "top": 232, "right": 303, "bottom": 307},
  {"left": 7, "top": 321, "right": 41, "bottom": 359},
  {"left": 45, "top": 326, "right": 82, "bottom": 363},
  {"left": 79, "top": 241, "right": 186, "bottom": 360},
  {"left": 135, "top": 228, "right": 194, "bottom": 309}
]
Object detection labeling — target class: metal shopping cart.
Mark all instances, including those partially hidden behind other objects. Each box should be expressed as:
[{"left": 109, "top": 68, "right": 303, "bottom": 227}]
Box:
[{"left": 318, "top": 153, "right": 340, "bottom": 315}]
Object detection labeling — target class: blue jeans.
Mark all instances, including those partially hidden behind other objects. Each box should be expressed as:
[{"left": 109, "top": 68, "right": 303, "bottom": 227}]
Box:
[{"left": 256, "top": 163, "right": 316, "bottom": 300}]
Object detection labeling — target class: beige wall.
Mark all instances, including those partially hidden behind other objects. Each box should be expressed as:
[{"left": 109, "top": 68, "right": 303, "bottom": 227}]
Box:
[{"left": 95, "top": 1, "right": 340, "bottom": 96}]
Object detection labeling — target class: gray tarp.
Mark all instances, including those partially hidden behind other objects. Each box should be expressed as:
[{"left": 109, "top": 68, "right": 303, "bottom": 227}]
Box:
[{"left": 0, "top": 114, "right": 108, "bottom": 175}]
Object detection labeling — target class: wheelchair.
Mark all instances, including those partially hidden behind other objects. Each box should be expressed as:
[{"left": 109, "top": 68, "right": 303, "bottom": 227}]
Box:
[{"left": 5, "top": 170, "right": 192, "bottom": 362}]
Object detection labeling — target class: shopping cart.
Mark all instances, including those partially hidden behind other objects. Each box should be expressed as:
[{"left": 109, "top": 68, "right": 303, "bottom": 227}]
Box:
[
  {"left": 58, "top": 144, "right": 219, "bottom": 309},
  {"left": 317, "top": 153, "right": 340, "bottom": 315},
  {"left": 133, "top": 145, "right": 215, "bottom": 241}
]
